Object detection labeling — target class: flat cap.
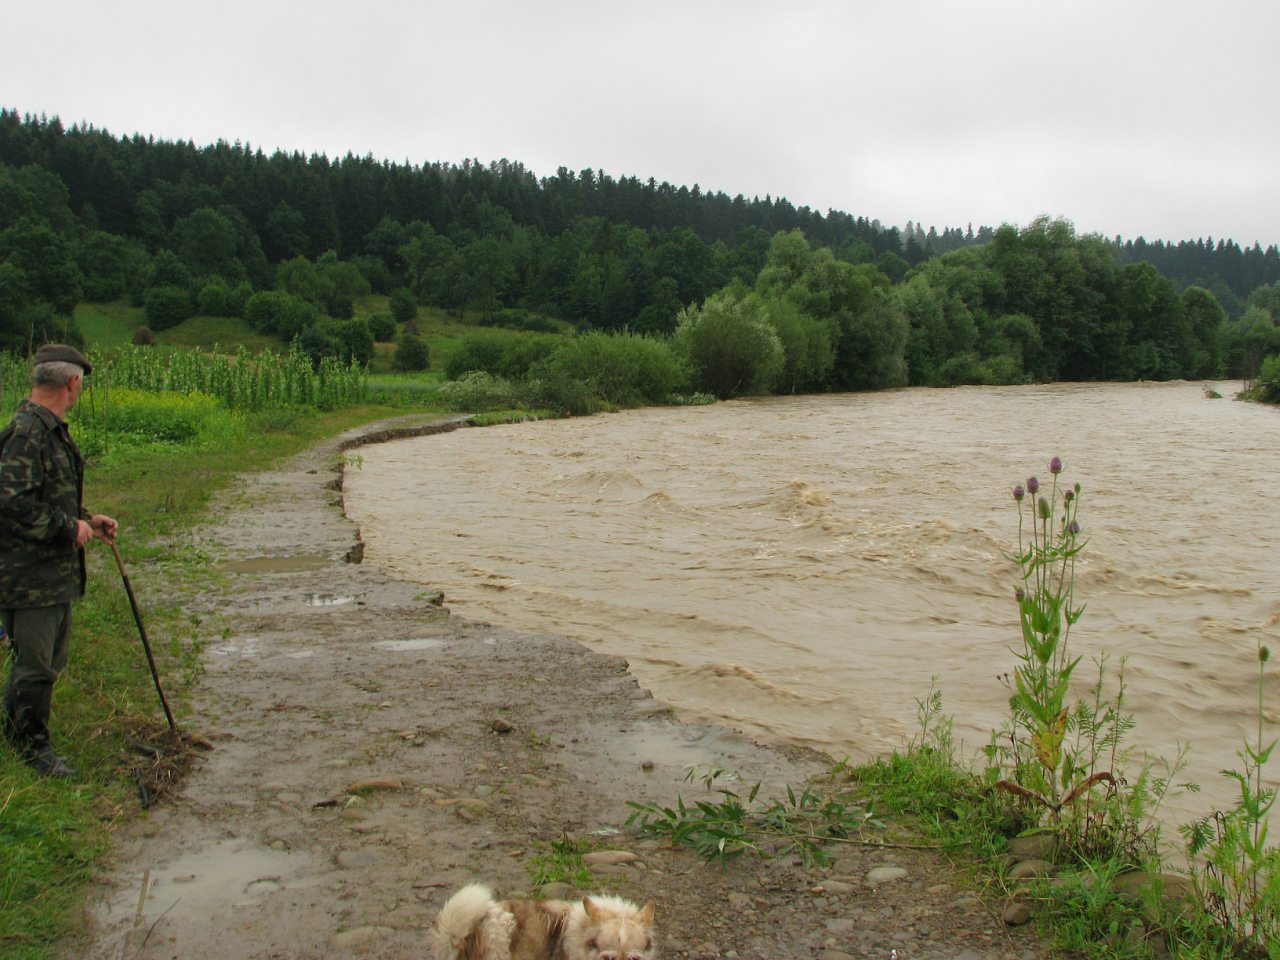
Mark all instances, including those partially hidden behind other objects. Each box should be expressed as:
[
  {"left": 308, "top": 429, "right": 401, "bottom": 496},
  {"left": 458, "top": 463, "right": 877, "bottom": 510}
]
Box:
[{"left": 32, "top": 344, "right": 92, "bottom": 376}]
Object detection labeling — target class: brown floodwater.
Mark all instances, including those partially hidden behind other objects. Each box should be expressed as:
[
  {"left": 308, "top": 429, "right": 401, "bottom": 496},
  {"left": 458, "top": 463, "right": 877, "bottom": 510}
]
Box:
[{"left": 344, "top": 381, "right": 1279, "bottom": 828}]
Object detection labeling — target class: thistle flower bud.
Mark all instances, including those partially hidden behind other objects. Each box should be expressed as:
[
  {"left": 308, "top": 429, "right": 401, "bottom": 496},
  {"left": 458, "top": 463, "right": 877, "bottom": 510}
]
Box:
[
  {"left": 1262, "top": 645, "right": 1271, "bottom": 664},
  {"left": 1037, "top": 496, "right": 1051, "bottom": 519},
  {"left": 1027, "top": 476, "right": 1041, "bottom": 494},
  {"left": 1063, "top": 489, "right": 1075, "bottom": 503},
  {"left": 1049, "top": 456, "right": 1063, "bottom": 474},
  {"left": 1067, "top": 521, "right": 1081, "bottom": 535},
  {"left": 1012, "top": 485, "right": 1025, "bottom": 502},
  {"left": 1014, "top": 588, "right": 1025, "bottom": 601}
]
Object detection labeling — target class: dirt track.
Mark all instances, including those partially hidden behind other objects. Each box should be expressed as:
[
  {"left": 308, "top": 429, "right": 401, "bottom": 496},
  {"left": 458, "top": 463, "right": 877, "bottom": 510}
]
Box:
[{"left": 61, "top": 416, "right": 1050, "bottom": 960}]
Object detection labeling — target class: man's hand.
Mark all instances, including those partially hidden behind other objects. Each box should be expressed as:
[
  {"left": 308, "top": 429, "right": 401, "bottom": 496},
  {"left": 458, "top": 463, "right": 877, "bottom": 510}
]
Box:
[{"left": 89, "top": 514, "right": 118, "bottom": 543}]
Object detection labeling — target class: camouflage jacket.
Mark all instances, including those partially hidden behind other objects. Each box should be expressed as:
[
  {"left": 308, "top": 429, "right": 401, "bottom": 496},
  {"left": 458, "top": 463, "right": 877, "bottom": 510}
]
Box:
[{"left": 0, "top": 398, "right": 90, "bottom": 607}]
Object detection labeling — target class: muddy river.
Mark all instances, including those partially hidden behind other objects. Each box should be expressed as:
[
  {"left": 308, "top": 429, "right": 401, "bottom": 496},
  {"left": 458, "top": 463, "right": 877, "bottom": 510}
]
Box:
[{"left": 345, "top": 381, "right": 1279, "bottom": 828}]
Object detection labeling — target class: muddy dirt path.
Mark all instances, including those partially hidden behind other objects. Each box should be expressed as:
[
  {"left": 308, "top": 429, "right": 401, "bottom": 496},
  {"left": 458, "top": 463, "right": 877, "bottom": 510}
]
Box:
[{"left": 61, "top": 416, "right": 1049, "bottom": 960}]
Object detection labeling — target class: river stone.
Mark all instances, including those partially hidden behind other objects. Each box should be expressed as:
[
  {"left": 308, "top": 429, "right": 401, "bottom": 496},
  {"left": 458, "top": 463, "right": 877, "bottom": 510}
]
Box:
[
  {"left": 589, "top": 863, "right": 635, "bottom": 876},
  {"left": 864, "top": 866, "right": 908, "bottom": 886},
  {"left": 1111, "top": 870, "right": 1195, "bottom": 903},
  {"left": 1112, "top": 870, "right": 1198, "bottom": 923},
  {"left": 347, "top": 775, "right": 403, "bottom": 793},
  {"left": 1002, "top": 900, "right": 1033, "bottom": 926},
  {"left": 819, "top": 879, "right": 855, "bottom": 895},
  {"left": 1007, "top": 858, "right": 1056, "bottom": 880},
  {"left": 335, "top": 848, "right": 381, "bottom": 869},
  {"left": 582, "top": 850, "right": 639, "bottom": 866},
  {"left": 825, "top": 918, "right": 856, "bottom": 934},
  {"left": 329, "top": 926, "right": 395, "bottom": 948},
  {"left": 1007, "top": 832, "right": 1058, "bottom": 861}
]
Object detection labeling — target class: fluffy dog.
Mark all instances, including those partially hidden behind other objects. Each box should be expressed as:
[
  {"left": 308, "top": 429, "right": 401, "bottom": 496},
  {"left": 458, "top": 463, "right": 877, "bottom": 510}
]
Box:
[{"left": 429, "top": 882, "right": 657, "bottom": 960}]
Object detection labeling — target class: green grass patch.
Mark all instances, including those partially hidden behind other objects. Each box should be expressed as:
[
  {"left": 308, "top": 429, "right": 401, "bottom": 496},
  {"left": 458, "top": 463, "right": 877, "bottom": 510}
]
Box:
[
  {"left": 157, "top": 315, "right": 281, "bottom": 353},
  {"left": 74, "top": 301, "right": 145, "bottom": 350}
]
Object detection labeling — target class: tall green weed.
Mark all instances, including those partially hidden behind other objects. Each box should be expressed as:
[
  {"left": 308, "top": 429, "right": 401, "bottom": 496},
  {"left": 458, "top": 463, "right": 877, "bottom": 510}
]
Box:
[{"left": 1181, "top": 641, "right": 1279, "bottom": 957}]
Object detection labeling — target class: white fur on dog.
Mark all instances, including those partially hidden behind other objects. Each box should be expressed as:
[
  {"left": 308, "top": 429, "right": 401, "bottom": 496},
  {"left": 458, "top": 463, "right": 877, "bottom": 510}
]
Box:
[{"left": 430, "top": 882, "right": 657, "bottom": 960}]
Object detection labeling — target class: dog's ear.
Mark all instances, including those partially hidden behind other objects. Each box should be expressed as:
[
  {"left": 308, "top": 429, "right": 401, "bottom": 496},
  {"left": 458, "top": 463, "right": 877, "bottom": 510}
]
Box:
[
  {"left": 582, "top": 897, "right": 604, "bottom": 922},
  {"left": 637, "top": 901, "right": 656, "bottom": 925}
]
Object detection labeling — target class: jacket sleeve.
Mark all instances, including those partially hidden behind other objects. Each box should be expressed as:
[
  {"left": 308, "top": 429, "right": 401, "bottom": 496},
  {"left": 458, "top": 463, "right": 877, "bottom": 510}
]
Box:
[{"left": 0, "top": 425, "right": 78, "bottom": 544}]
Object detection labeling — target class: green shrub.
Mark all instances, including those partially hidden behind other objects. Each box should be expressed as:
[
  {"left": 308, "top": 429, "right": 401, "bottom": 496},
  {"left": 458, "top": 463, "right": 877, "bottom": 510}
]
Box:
[
  {"left": 197, "top": 279, "right": 248, "bottom": 318},
  {"left": 389, "top": 287, "right": 417, "bottom": 322},
  {"left": 672, "top": 289, "right": 783, "bottom": 399},
  {"left": 520, "top": 315, "right": 558, "bottom": 333},
  {"left": 143, "top": 284, "right": 193, "bottom": 331},
  {"left": 495, "top": 337, "right": 557, "bottom": 379},
  {"left": 532, "top": 331, "right": 688, "bottom": 408},
  {"left": 438, "top": 370, "right": 518, "bottom": 411},
  {"left": 519, "top": 372, "right": 597, "bottom": 417},
  {"left": 393, "top": 334, "right": 430, "bottom": 372},
  {"left": 1253, "top": 353, "right": 1280, "bottom": 403},
  {"left": 367, "top": 313, "right": 397, "bottom": 341},
  {"left": 244, "top": 290, "right": 320, "bottom": 339},
  {"left": 444, "top": 332, "right": 508, "bottom": 379}
]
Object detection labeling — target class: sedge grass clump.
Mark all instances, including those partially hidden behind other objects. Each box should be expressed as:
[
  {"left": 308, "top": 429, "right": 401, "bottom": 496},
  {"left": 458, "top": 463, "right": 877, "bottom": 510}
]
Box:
[{"left": 625, "top": 766, "right": 882, "bottom": 867}]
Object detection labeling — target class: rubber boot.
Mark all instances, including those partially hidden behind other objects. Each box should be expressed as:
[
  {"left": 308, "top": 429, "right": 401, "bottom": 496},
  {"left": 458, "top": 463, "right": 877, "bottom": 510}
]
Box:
[
  {"left": 1, "top": 668, "right": 16, "bottom": 745},
  {"left": 10, "top": 684, "right": 75, "bottom": 779}
]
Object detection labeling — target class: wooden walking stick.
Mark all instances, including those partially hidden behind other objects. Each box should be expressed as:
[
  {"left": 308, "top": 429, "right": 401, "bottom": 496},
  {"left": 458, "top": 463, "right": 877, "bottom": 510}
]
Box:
[{"left": 109, "top": 541, "right": 176, "bottom": 731}]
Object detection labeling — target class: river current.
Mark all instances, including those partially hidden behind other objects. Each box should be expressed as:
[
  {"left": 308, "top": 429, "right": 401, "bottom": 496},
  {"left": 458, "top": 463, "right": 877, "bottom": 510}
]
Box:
[{"left": 344, "top": 381, "right": 1279, "bottom": 827}]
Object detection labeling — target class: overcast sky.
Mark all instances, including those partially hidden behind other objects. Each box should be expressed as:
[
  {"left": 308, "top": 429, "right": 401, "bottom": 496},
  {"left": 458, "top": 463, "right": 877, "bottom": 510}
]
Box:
[{"left": 5, "top": 0, "right": 1278, "bottom": 247}]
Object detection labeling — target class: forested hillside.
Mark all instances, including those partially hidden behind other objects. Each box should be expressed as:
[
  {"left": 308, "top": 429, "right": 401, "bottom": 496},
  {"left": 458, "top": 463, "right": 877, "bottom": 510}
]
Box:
[{"left": 3, "top": 108, "right": 1280, "bottom": 395}]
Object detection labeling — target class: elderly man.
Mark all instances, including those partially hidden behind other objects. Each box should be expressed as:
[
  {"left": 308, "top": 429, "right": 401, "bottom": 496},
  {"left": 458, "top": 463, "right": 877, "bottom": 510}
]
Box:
[{"left": 0, "top": 344, "right": 117, "bottom": 778}]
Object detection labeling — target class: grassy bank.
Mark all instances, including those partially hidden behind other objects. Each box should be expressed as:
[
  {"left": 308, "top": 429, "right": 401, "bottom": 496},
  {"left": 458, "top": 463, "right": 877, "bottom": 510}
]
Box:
[{"left": 0, "top": 402, "right": 426, "bottom": 960}]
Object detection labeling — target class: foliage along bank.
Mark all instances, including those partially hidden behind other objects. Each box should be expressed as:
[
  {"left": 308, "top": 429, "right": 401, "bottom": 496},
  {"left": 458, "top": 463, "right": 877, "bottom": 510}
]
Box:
[{"left": 4, "top": 109, "right": 1280, "bottom": 395}]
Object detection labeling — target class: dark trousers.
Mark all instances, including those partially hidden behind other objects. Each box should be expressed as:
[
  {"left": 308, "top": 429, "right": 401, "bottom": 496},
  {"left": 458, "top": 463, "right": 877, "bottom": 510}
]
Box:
[{"left": 1, "top": 604, "right": 73, "bottom": 749}]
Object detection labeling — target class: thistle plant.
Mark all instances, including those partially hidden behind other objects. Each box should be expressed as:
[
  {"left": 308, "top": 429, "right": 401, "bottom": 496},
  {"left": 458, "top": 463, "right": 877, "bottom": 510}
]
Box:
[
  {"left": 992, "top": 459, "right": 1156, "bottom": 854},
  {"left": 996, "top": 458, "right": 1093, "bottom": 804}
]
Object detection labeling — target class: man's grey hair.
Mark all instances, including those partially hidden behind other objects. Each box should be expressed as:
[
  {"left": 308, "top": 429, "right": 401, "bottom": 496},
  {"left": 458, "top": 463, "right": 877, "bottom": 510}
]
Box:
[{"left": 31, "top": 361, "right": 84, "bottom": 389}]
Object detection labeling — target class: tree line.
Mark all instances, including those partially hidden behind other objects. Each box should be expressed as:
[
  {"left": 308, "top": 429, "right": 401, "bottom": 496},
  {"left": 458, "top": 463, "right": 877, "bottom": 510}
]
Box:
[{"left": 2, "top": 107, "right": 1279, "bottom": 392}]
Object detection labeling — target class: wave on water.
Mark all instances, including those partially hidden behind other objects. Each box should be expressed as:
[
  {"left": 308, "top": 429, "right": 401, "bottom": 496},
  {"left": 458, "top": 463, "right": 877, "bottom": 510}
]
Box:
[
  {"left": 681, "top": 661, "right": 839, "bottom": 707},
  {"left": 555, "top": 468, "right": 647, "bottom": 499}
]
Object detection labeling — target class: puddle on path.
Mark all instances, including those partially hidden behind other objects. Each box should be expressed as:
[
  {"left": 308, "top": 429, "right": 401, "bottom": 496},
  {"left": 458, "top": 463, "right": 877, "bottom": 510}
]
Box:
[
  {"left": 372, "top": 637, "right": 446, "bottom": 652},
  {"left": 223, "top": 555, "right": 331, "bottom": 574},
  {"left": 113, "top": 841, "right": 306, "bottom": 931},
  {"left": 209, "top": 637, "right": 261, "bottom": 658},
  {"left": 307, "top": 593, "right": 355, "bottom": 607},
  {"left": 607, "top": 724, "right": 770, "bottom": 772}
]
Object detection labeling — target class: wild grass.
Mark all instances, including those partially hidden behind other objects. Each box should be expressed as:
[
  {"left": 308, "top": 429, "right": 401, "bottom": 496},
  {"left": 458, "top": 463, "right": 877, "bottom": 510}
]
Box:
[
  {"left": 157, "top": 315, "right": 280, "bottom": 352},
  {"left": 73, "top": 301, "right": 145, "bottom": 350}
]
